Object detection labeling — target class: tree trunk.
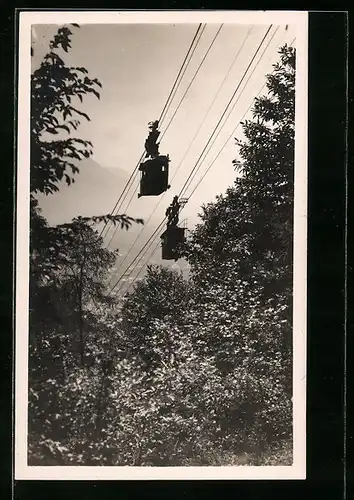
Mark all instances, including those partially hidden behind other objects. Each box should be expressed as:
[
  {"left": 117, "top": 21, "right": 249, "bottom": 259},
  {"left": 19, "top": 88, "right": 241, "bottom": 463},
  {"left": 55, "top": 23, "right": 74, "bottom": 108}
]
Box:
[{"left": 78, "top": 236, "right": 86, "bottom": 366}]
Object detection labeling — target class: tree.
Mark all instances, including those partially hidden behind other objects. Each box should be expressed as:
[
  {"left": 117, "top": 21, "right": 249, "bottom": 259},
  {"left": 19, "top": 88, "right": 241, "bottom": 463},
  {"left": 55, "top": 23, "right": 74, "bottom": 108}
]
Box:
[
  {"left": 29, "top": 23, "right": 145, "bottom": 365},
  {"left": 28, "top": 216, "right": 124, "bottom": 454},
  {"left": 30, "top": 217, "right": 117, "bottom": 360},
  {"left": 121, "top": 265, "right": 192, "bottom": 369},
  {"left": 184, "top": 43, "right": 295, "bottom": 345},
  {"left": 28, "top": 25, "right": 143, "bottom": 464},
  {"left": 180, "top": 44, "right": 296, "bottom": 452},
  {"left": 186, "top": 45, "right": 295, "bottom": 296},
  {"left": 31, "top": 25, "right": 101, "bottom": 195}
]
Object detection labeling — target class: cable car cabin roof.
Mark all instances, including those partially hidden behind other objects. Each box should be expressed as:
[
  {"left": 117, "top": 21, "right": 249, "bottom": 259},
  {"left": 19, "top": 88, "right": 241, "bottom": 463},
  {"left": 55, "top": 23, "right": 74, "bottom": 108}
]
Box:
[{"left": 138, "top": 155, "right": 170, "bottom": 198}]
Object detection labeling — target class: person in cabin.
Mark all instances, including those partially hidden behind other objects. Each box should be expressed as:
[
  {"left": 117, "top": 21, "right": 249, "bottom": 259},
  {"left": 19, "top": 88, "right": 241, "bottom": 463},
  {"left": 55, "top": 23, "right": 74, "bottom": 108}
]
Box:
[
  {"left": 148, "top": 120, "right": 159, "bottom": 131},
  {"left": 145, "top": 120, "right": 160, "bottom": 158},
  {"left": 145, "top": 138, "right": 160, "bottom": 158}
]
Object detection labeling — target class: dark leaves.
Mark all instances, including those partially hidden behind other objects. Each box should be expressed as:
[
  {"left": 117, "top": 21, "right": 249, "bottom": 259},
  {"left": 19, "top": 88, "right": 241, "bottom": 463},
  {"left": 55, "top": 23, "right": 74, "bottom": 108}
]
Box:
[
  {"left": 86, "top": 214, "right": 145, "bottom": 231},
  {"left": 31, "top": 25, "right": 102, "bottom": 195}
]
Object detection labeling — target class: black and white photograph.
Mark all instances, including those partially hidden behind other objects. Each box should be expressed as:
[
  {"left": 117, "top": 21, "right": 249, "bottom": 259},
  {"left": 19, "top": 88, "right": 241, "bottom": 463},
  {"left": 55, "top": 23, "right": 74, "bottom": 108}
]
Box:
[{"left": 15, "top": 10, "right": 308, "bottom": 480}]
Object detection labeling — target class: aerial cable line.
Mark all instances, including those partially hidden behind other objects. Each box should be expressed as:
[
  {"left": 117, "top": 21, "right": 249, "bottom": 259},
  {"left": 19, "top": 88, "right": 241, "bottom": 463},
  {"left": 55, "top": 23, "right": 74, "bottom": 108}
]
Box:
[
  {"left": 107, "top": 22, "right": 227, "bottom": 249},
  {"left": 106, "top": 23, "right": 221, "bottom": 249},
  {"left": 115, "top": 205, "right": 184, "bottom": 296},
  {"left": 182, "top": 30, "right": 295, "bottom": 198},
  {"left": 182, "top": 37, "right": 297, "bottom": 208},
  {"left": 99, "top": 148, "right": 144, "bottom": 240},
  {"left": 184, "top": 81, "right": 270, "bottom": 202},
  {"left": 107, "top": 25, "right": 253, "bottom": 262},
  {"left": 178, "top": 24, "right": 274, "bottom": 199},
  {"left": 122, "top": 200, "right": 189, "bottom": 296},
  {"left": 105, "top": 25, "right": 206, "bottom": 247},
  {"left": 103, "top": 24, "right": 205, "bottom": 242},
  {"left": 114, "top": 23, "right": 221, "bottom": 225},
  {"left": 110, "top": 23, "right": 217, "bottom": 225},
  {"left": 110, "top": 188, "right": 192, "bottom": 295},
  {"left": 99, "top": 23, "right": 204, "bottom": 239},
  {"left": 180, "top": 25, "right": 280, "bottom": 198},
  {"left": 101, "top": 23, "right": 203, "bottom": 240},
  {"left": 166, "top": 25, "right": 253, "bottom": 186},
  {"left": 158, "top": 23, "right": 224, "bottom": 143},
  {"left": 103, "top": 24, "right": 205, "bottom": 240},
  {"left": 123, "top": 239, "right": 163, "bottom": 295},
  {"left": 122, "top": 81, "right": 272, "bottom": 296},
  {"left": 159, "top": 24, "right": 206, "bottom": 125},
  {"left": 109, "top": 25, "right": 276, "bottom": 295},
  {"left": 122, "top": 34, "right": 296, "bottom": 294},
  {"left": 108, "top": 25, "right": 273, "bottom": 295},
  {"left": 109, "top": 218, "right": 167, "bottom": 295},
  {"left": 175, "top": 27, "right": 291, "bottom": 204}
]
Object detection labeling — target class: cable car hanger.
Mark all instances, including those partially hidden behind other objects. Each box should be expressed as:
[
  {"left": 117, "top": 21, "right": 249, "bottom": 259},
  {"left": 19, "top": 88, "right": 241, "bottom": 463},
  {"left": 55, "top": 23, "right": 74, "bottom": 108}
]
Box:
[
  {"left": 138, "top": 120, "right": 171, "bottom": 198},
  {"left": 160, "top": 195, "right": 188, "bottom": 261}
]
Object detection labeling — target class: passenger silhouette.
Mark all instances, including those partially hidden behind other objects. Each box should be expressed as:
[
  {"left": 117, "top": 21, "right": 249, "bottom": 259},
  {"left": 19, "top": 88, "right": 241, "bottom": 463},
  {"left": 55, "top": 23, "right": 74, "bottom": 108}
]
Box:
[
  {"left": 145, "top": 120, "right": 160, "bottom": 158},
  {"left": 166, "top": 195, "right": 180, "bottom": 226}
]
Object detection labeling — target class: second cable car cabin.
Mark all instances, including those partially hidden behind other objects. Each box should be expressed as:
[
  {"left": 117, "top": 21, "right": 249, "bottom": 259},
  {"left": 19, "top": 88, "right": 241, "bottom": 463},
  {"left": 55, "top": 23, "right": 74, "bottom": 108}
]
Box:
[
  {"left": 160, "top": 225, "right": 186, "bottom": 261},
  {"left": 138, "top": 154, "right": 170, "bottom": 198}
]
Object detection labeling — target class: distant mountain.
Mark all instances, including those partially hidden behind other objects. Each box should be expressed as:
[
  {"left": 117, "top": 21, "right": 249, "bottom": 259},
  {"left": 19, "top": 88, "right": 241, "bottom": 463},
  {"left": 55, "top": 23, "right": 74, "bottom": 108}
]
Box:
[
  {"left": 34, "top": 159, "right": 171, "bottom": 268},
  {"left": 35, "top": 159, "right": 131, "bottom": 226}
]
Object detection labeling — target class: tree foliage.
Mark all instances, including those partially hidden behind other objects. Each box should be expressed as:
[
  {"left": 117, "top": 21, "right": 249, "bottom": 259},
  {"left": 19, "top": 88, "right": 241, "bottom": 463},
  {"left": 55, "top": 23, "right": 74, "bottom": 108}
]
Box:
[
  {"left": 31, "top": 25, "right": 102, "bottom": 195},
  {"left": 28, "top": 25, "right": 144, "bottom": 461},
  {"left": 121, "top": 265, "right": 193, "bottom": 368}
]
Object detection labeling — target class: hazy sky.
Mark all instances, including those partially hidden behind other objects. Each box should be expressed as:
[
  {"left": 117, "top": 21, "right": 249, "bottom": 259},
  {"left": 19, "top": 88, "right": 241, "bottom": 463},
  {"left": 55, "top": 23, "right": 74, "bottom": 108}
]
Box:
[
  {"left": 31, "top": 22, "right": 297, "bottom": 290},
  {"left": 32, "top": 23, "right": 296, "bottom": 220}
]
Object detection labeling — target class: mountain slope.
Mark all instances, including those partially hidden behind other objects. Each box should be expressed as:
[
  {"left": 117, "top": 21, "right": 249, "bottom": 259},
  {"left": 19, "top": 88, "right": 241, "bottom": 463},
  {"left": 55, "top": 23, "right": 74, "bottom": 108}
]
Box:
[
  {"left": 34, "top": 159, "right": 131, "bottom": 226},
  {"left": 33, "top": 158, "right": 170, "bottom": 264}
]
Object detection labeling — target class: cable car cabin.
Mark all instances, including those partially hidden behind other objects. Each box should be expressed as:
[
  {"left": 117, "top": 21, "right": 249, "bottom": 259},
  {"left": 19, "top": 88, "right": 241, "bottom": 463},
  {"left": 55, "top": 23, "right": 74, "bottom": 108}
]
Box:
[
  {"left": 138, "top": 155, "right": 170, "bottom": 198},
  {"left": 160, "top": 225, "right": 186, "bottom": 261}
]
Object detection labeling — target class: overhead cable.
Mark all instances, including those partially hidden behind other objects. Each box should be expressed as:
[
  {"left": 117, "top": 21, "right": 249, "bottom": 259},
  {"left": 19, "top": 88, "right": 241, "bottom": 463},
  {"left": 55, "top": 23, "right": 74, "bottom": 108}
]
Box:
[
  {"left": 110, "top": 25, "right": 277, "bottom": 295},
  {"left": 99, "top": 23, "right": 204, "bottom": 239}
]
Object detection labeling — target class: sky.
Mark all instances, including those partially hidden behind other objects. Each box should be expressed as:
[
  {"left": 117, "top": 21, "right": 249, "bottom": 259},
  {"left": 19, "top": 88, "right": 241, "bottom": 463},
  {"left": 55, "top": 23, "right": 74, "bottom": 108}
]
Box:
[{"left": 31, "top": 22, "right": 297, "bottom": 291}]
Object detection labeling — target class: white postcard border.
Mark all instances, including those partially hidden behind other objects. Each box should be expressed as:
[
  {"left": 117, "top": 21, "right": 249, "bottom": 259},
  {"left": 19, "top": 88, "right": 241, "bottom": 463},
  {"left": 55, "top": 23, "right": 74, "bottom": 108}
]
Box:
[{"left": 15, "top": 10, "right": 308, "bottom": 480}]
